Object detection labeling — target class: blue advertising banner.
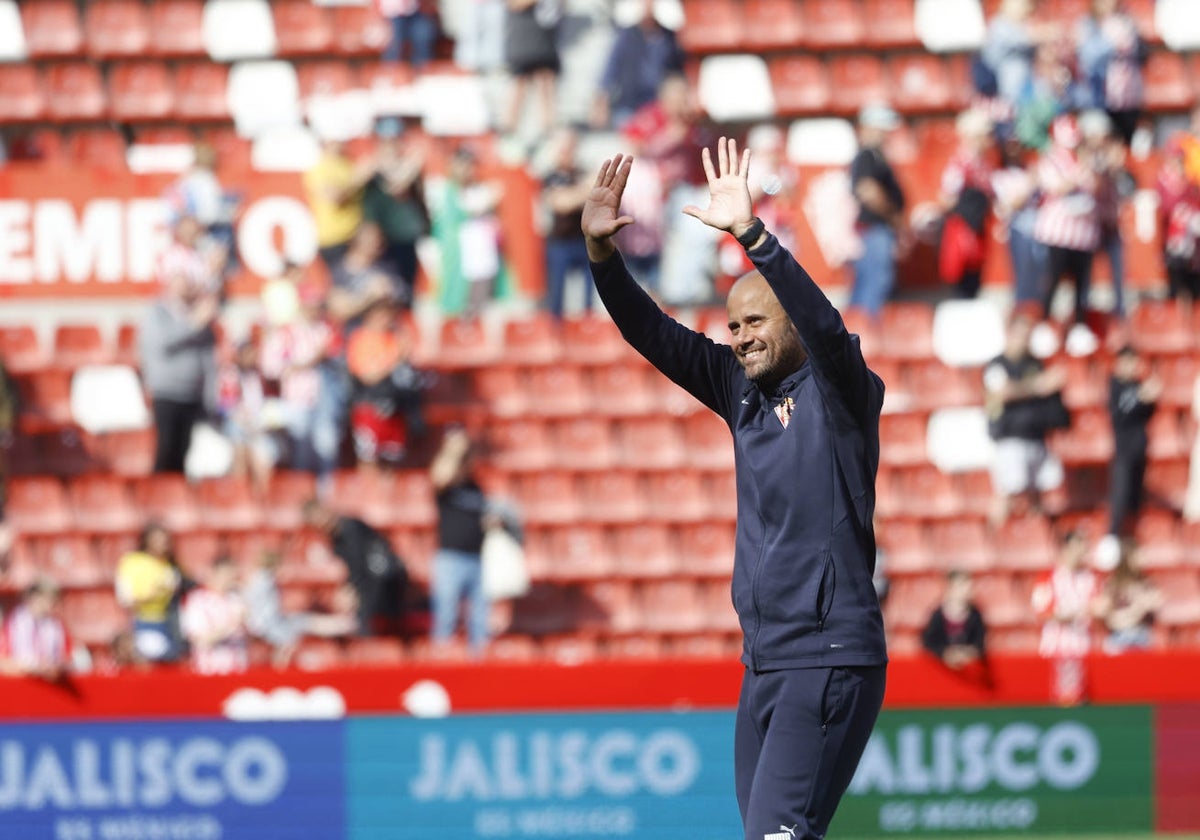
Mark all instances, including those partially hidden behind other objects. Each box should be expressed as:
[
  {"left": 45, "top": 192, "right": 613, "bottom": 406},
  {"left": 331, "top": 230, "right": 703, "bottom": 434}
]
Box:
[
  {"left": 0, "top": 720, "right": 344, "bottom": 840},
  {"left": 346, "top": 711, "right": 743, "bottom": 840}
]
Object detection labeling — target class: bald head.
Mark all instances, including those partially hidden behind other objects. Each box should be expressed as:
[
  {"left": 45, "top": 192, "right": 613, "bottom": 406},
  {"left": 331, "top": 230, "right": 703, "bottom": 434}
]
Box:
[{"left": 726, "top": 271, "right": 807, "bottom": 390}]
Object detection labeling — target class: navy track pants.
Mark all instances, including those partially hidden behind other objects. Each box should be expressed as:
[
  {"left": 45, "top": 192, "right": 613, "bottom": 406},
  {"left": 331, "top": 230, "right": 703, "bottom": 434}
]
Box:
[{"left": 734, "top": 665, "right": 886, "bottom": 840}]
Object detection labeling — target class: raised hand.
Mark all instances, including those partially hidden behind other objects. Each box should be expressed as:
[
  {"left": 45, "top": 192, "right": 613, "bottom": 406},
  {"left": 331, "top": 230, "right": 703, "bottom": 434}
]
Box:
[
  {"left": 682, "top": 136, "right": 756, "bottom": 237},
  {"left": 581, "top": 154, "right": 635, "bottom": 261}
]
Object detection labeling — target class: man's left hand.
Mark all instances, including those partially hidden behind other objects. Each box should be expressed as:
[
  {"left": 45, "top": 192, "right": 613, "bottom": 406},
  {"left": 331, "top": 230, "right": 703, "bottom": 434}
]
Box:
[{"left": 683, "top": 136, "right": 756, "bottom": 239}]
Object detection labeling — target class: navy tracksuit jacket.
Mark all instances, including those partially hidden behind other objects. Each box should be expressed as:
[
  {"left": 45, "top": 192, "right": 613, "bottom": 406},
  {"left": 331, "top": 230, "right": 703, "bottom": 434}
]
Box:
[{"left": 590, "top": 233, "right": 888, "bottom": 671}]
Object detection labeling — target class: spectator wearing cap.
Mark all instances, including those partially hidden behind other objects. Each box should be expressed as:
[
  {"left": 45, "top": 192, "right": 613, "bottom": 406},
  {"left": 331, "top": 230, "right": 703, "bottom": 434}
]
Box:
[
  {"left": 1035, "top": 113, "right": 1100, "bottom": 336},
  {"left": 849, "top": 102, "right": 906, "bottom": 317}
]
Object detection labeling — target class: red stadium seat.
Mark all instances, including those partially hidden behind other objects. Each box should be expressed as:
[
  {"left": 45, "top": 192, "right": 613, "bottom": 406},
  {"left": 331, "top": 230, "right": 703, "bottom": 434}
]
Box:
[
  {"left": 296, "top": 61, "right": 357, "bottom": 99},
  {"left": 90, "top": 428, "right": 156, "bottom": 477},
  {"left": 15, "top": 369, "right": 73, "bottom": 431},
  {"left": 1131, "top": 300, "right": 1194, "bottom": 355},
  {"left": 60, "top": 591, "right": 126, "bottom": 646},
  {"left": 928, "top": 518, "right": 995, "bottom": 572},
  {"left": 523, "top": 365, "right": 591, "bottom": 417},
  {"left": 0, "top": 65, "right": 46, "bottom": 122},
  {"left": 971, "top": 573, "right": 1029, "bottom": 627},
  {"left": 174, "top": 63, "right": 230, "bottom": 121},
  {"left": 65, "top": 130, "right": 127, "bottom": 170},
  {"left": 5, "top": 478, "right": 73, "bottom": 535},
  {"left": 611, "top": 523, "right": 680, "bottom": 578},
  {"left": 69, "top": 475, "right": 142, "bottom": 533},
  {"left": 130, "top": 474, "right": 202, "bottom": 532},
  {"left": 680, "top": 411, "right": 735, "bottom": 471},
  {"left": 895, "top": 464, "right": 961, "bottom": 518},
  {"left": 512, "top": 472, "right": 584, "bottom": 525},
  {"left": 743, "top": 0, "right": 805, "bottom": 50},
  {"left": 552, "top": 416, "right": 620, "bottom": 471},
  {"left": 876, "top": 517, "right": 931, "bottom": 573},
  {"left": 956, "top": 470, "right": 996, "bottom": 518},
  {"left": 902, "top": 359, "right": 981, "bottom": 410},
  {"left": 84, "top": 0, "right": 151, "bottom": 58},
  {"left": 640, "top": 579, "right": 705, "bottom": 632},
  {"left": 38, "top": 534, "right": 107, "bottom": 588},
  {"left": 825, "top": 54, "right": 890, "bottom": 116},
  {"left": 803, "top": 0, "right": 866, "bottom": 48},
  {"left": 541, "top": 524, "right": 615, "bottom": 581},
  {"left": 1049, "top": 408, "right": 1114, "bottom": 465},
  {"left": 888, "top": 54, "right": 953, "bottom": 113},
  {"left": 437, "top": 319, "right": 500, "bottom": 368},
  {"left": 579, "top": 471, "right": 646, "bottom": 524},
  {"left": 1142, "top": 51, "right": 1193, "bottom": 112},
  {"left": 1146, "top": 409, "right": 1187, "bottom": 461},
  {"left": 346, "top": 636, "right": 407, "bottom": 665},
  {"left": 149, "top": 0, "right": 206, "bottom": 56},
  {"left": 702, "top": 469, "right": 738, "bottom": 522},
  {"left": 196, "top": 475, "right": 264, "bottom": 530},
  {"left": 878, "top": 412, "right": 928, "bottom": 466},
  {"left": 587, "top": 363, "right": 657, "bottom": 417},
  {"left": 271, "top": 0, "right": 334, "bottom": 56},
  {"left": 880, "top": 303, "right": 936, "bottom": 360},
  {"left": 173, "top": 530, "right": 222, "bottom": 575},
  {"left": 44, "top": 63, "right": 107, "bottom": 121},
  {"left": 0, "top": 326, "right": 48, "bottom": 373},
  {"left": 486, "top": 417, "right": 555, "bottom": 472},
  {"left": 1060, "top": 355, "right": 1106, "bottom": 409},
  {"left": 53, "top": 324, "right": 109, "bottom": 369},
  {"left": 330, "top": 4, "right": 390, "bottom": 55},
  {"left": 863, "top": 0, "right": 919, "bottom": 47},
  {"left": 604, "top": 633, "right": 667, "bottom": 659},
  {"left": 1144, "top": 457, "right": 1190, "bottom": 511},
  {"left": 501, "top": 313, "right": 564, "bottom": 366},
  {"left": 1155, "top": 353, "right": 1199, "bottom": 409},
  {"left": 562, "top": 315, "right": 632, "bottom": 365},
  {"left": 993, "top": 515, "right": 1056, "bottom": 570},
  {"left": 616, "top": 416, "right": 686, "bottom": 470},
  {"left": 473, "top": 365, "right": 530, "bottom": 418},
  {"left": 263, "top": 471, "right": 317, "bottom": 531},
  {"left": 114, "top": 323, "right": 140, "bottom": 368},
  {"left": 644, "top": 470, "right": 710, "bottom": 523},
  {"left": 109, "top": 62, "right": 175, "bottom": 122},
  {"left": 678, "top": 0, "right": 744, "bottom": 53},
  {"left": 884, "top": 574, "right": 943, "bottom": 629},
  {"left": 1133, "top": 510, "right": 1184, "bottom": 569},
  {"left": 541, "top": 634, "right": 600, "bottom": 664},
  {"left": 767, "top": 56, "right": 832, "bottom": 117},
  {"left": 21, "top": 0, "right": 84, "bottom": 58},
  {"left": 678, "top": 521, "right": 735, "bottom": 576}
]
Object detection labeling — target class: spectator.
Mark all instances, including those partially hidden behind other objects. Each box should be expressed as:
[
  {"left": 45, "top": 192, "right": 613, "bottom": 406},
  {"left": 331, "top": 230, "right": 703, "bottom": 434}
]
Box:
[
  {"left": 430, "top": 149, "right": 505, "bottom": 317},
  {"left": 938, "top": 109, "right": 996, "bottom": 299},
  {"left": 156, "top": 215, "right": 226, "bottom": 299},
  {"left": 1075, "top": 0, "right": 1145, "bottom": 146},
  {"left": 1156, "top": 136, "right": 1200, "bottom": 303},
  {"left": 541, "top": 127, "right": 594, "bottom": 318},
  {"left": 0, "top": 356, "right": 16, "bottom": 555},
  {"left": 302, "top": 500, "right": 408, "bottom": 636},
  {"left": 1104, "top": 346, "right": 1160, "bottom": 541},
  {"left": 921, "top": 570, "right": 988, "bottom": 670},
  {"left": 1035, "top": 114, "right": 1100, "bottom": 342},
  {"left": 430, "top": 428, "right": 492, "bottom": 654},
  {"left": 1, "top": 577, "right": 72, "bottom": 680},
  {"left": 981, "top": 0, "right": 1040, "bottom": 110},
  {"left": 164, "top": 143, "right": 239, "bottom": 272},
  {"left": 115, "top": 523, "right": 185, "bottom": 663},
  {"left": 329, "top": 223, "right": 408, "bottom": 325},
  {"left": 179, "top": 556, "right": 248, "bottom": 675},
  {"left": 304, "top": 140, "right": 374, "bottom": 273},
  {"left": 140, "top": 272, "right": 219, "bottom": 473},
  {"left": 215, "top": 340, "right": 281, "bottom": 497},
  {"left": 346, "top": 294, "right": 424, "bottom": 470},
  {"left": 592, "top": 0, "right": 684, "bottom": 129},
  {"left": 992, "top": 130, "right": 1046, "bottom": 304},
  {"left": 983, "top": 312, "right": 1068, "bottom": 523},
  {"left": 1081, "top": 109, "right": 1132, "bottom": 318},
  {"left": 363, "top": 126, "right": 429, "bottom": 302},
  {"left": 1096, "top": 542, "right": 1161, "bottom": 653},
  {"left": 244, "top": 552, "right": 357, "bottom": 668},
  {"left": 261, "top": 261, "right": 305, "bottom": 329},
  {"left": 1015, "top": 40, "right": 1083, "bottom": 152},
  {"left": 502, "top": 0, "right": 560, "bottom": 135},
  {"left": 260, "top": 282, "right": 346, "bottom": 484},
  {"left": 1032, "top": 529, "right": 1103, "bottom": 703},
  {"left": 849, "top": 103, "right": 906, "bottom": 317},
  {"left": 377, "top": 0, "right": 437, "bottom": 68},
  {"left": 454, "top": 0, "right": 506, "bottom": 72},
  {"left": 625, "top": 74, "right": 714, "bottom": 306}
]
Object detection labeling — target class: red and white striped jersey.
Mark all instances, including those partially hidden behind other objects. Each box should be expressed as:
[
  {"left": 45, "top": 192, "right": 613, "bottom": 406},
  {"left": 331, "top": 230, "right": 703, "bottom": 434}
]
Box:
[
  {"left": 3, "top": 606, "right": 71, "bottom": 672},
  {"left": 1032, "top": 565, "right": 1100, "bottom": 658},
  {"left": 180, "top": 587, "right": 248, "bottom": 675},
  {"left": 1034, "top": 147, "right": 1100, "bottom": 252}
]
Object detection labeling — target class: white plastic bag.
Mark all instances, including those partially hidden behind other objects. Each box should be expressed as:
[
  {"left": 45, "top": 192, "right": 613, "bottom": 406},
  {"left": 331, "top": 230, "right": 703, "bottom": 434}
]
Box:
[{"left": 481, "top": 527, "right": 529, "bottom": 601}]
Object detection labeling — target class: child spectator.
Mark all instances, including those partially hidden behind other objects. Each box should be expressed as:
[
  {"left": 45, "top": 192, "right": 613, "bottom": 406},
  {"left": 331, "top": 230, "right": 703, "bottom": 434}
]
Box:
[
  {"left": 921, "top": 570, "right": 988, "bottom": 670},
  {"left": 244, "top": 552, "right": 357, "bottom": 668},
  {"left": 180, "top": 556, "right": 248, "bottom": 675},
  {"left": 1096, "top": 542, "right": 1161, "bottom": 653},
  {"left": 116, "top": 523, "right": 185, "bottom": 663},
  {"left": 216, "top": 340, "right": 282, "bottom": 497},
  {"left": 346, "top": 295, "right": 423, "bottom": 470},
  {"left": 1, "top": 577, "right": 73, "bottom": 680},
  {"left": 1032, "top": 530, "right": 1103, "bottom": 704}
]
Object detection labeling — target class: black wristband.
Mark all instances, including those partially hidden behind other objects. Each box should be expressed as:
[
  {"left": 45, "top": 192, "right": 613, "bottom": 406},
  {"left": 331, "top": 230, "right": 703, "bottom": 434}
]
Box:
[{"left": 735, "top": 217, "right": 765, "bottom": 249}]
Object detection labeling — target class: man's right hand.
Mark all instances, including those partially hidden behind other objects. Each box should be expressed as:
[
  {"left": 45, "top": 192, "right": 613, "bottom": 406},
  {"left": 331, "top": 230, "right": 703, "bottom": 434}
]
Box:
[{"left": 581, "top": 155, "right": 635, "bottom": 262}]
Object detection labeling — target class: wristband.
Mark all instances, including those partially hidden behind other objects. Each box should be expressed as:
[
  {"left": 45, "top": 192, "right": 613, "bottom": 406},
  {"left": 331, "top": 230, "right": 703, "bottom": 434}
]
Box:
[{"left": 735, "top": 217, "right": 765, "bottom": 249}]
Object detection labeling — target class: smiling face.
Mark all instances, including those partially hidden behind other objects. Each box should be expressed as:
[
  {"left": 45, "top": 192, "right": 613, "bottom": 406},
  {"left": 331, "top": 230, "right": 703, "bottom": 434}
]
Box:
[{"left": 727, "top": 273, "right": 807, "bottom": 390}]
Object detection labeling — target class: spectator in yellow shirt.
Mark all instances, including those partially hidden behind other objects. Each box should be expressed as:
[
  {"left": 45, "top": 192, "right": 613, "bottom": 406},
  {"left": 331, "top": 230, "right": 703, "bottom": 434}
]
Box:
[
  {"left": 303, "top": 140, "right": 377, "bottom": 272},
  {"left": 115, "top": 522, "right": 184, "bottom": 664}
]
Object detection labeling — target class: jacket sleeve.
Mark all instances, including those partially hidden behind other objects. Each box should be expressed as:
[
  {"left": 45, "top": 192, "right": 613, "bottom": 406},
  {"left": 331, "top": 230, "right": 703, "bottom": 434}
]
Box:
[
  {"left": 590, "top": 250, "right": 739, "bottom": 421},
  {"left": 746, "top": 233, "right": 884, "bottom": 424}
]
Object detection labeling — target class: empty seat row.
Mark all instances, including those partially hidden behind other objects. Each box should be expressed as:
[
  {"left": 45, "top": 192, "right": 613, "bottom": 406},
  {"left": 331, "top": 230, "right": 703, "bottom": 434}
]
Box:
[{"left": 3, "top": 0, "right": 389, "bottom": 63}]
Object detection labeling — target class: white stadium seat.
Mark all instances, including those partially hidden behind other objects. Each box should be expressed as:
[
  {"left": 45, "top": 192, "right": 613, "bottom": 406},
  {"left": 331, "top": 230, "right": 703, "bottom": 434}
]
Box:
[
  {"left": 927, "top": 407, "right": 994, "bottom": 473},
  {"left": 203, "top": 0, "right": 277, "bottom": 61},
  {"left": 932, "top": 298, "right": 1005, "bottom": 368},
  {"left": 786, "top": 119, "right": 857, "bottom": 166},
  {"left": 227, "top": 60, "right": 301, "bottom": 138},
  {"left": 699, "top": 55, "right": 776, "bottom": 123},
  {"left": 1156, "top": 0, "right": 1200, "bottom": 52},
  {"left": 251, "top": 126, "right": 321, "bottom": 172},
  {"left": 915, "top": 0, "right": 985, "bottom": 53},
  {"left": 418, "top": 74, "right": 490, "bottom": 136},
  {"left": 0, "top": 0, "right": 27, "bottom": 61},
  {"left": 70, "top": 365, "right": 150, "bottom": 434}
]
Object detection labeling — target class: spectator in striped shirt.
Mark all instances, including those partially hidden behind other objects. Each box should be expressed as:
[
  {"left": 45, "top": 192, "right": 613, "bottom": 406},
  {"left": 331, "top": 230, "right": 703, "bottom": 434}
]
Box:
[
  {"left": 1156, "top": 136, "right": 1200, "bottom": 303},
  {"left": 1, "top": 577, "right": 73, "bottom": 681},
  {"left": 1035, "top": 114, "right": 1101, "bottom": 347},
  {"left": 180, "top": 556, "right": 249, "bottom": 676}
]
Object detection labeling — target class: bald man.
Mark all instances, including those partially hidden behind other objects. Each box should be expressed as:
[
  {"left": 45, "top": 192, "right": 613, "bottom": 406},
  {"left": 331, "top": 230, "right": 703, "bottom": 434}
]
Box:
[{"left": 583, "top": 139, "right": 888, "bottom": 840}]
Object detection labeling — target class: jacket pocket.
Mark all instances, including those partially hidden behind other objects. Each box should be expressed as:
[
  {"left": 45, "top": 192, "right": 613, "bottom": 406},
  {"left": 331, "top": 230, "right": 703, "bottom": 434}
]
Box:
[{"left": 815, "top": 552, "right": 836, "bottom": 632}]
